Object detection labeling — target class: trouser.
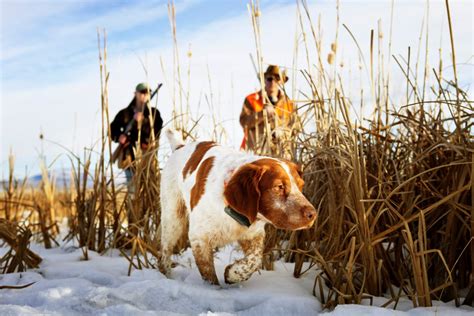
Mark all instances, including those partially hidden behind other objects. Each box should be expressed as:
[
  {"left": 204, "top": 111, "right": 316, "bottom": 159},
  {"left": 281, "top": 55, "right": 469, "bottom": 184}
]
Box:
[{"left": 124, "top": 168, "right": 135, "bottom": 195}]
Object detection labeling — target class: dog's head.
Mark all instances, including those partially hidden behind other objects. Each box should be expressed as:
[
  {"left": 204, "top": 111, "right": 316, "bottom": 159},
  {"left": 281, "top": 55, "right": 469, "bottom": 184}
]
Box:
[{"left": 224, "top": 158, "right": 316, "bottom": 230}]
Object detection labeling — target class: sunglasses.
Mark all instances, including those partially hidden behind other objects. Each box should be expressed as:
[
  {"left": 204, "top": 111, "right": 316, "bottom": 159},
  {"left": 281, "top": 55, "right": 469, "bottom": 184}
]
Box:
[
  {"left": 265, "top": 76, "right": 280, "bottom": 83},
  {"left": 138, "top": 90, "right": 150, "bottom": 94}
]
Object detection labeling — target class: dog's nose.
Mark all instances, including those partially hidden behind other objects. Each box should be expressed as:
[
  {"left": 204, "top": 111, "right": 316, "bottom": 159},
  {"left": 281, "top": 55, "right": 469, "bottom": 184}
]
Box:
[{"left": 302, "top": 205, "right": 317, "bottom": 220}]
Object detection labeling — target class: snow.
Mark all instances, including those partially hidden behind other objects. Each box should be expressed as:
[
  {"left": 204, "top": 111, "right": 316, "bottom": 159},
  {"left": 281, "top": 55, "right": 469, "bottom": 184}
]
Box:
[{"left": 1, "top": 244, "right": 473, "bottom": 315}]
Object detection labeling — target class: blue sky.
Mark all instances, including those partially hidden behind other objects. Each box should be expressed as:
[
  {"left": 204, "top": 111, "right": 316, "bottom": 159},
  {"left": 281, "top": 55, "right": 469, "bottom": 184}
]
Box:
[
  {"left": 2, "top": 0, "right": 252, "bottom": 89},
  {"left": 1, "top": 0, "right": 472, "bottom": 178}
]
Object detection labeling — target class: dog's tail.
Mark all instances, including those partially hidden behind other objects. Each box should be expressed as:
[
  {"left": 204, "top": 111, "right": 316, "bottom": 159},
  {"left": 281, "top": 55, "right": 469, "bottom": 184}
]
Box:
[{"left": 165, "top": 129, "right": 185, "bottom": 152}]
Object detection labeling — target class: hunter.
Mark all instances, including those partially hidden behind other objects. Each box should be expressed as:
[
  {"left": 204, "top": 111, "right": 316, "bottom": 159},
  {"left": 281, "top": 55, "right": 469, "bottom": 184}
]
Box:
[
  {"left": 110, "top": 82, "right": 163, "bottom": 191},
  {"left": 239, "top": 65, "right": 294, "bottom": 157}
]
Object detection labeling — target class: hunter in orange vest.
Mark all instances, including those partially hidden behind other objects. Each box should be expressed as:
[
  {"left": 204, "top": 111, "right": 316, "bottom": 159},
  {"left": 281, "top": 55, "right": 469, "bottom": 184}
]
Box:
[{"left": 239, "top": 65, "right": 294, "bottom": 154}]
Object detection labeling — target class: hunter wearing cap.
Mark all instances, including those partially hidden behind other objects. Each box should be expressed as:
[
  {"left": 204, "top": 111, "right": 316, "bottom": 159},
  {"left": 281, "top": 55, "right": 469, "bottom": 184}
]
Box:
[
  {"left": 110, "top": 82, "right": 163, "bottom": 187},
  {"left": 240, "top": 65, "right": 294, "bottom": 156}
]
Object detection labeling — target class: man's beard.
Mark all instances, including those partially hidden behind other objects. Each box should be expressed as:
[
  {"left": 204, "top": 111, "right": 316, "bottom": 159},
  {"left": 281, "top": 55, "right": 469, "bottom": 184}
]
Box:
[{"left": 269, "top": 95, "right": 278, "bottom": 104}]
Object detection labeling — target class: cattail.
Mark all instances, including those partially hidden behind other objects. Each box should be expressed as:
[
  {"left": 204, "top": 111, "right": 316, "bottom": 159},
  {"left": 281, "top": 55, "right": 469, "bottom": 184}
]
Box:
[
  {"left": 255, "top": 10, "right": 261, "bottom": 17},
  {"left": 378, "top": 19, "right": 383, "bottom": 39},
  {"left": 327, "top": 52, "right": 334, "bottom": 65},
  {"left": 331, "top": 42, "right": 337, "bottom": 53},
  {"left": 187, "top": 44, "right": 193, "bottom": 58}
]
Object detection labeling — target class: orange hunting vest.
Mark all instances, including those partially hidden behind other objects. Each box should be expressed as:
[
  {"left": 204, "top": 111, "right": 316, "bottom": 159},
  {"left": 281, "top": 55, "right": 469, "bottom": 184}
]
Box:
[{"left": 241, "top": 91, "right": 293, "bottom": 149}]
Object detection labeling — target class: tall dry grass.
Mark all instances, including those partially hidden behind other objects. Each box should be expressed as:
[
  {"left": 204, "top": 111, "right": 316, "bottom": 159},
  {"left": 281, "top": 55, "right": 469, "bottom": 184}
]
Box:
[{"left": 244, "top": 0, "right": 473, "bottom": 308}]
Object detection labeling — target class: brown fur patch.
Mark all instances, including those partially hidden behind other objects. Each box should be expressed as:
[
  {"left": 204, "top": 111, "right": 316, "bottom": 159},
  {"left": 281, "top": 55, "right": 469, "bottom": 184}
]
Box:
[
  {"left": 176, "top": 196, "right": 187, "bottom": 219},
  {"left": 190, "top": 156, "right": 215, "bottom": 210},
  {"left": 173, "top": 197, "right": 189, "bottom": 254},
  {"left": 192, "top": 242, "right": 219, "bottom": 285},
  {"left": 252, "top": 158, "right": 291, "bottom": 192},
  {"left": 182, "top": 141, "right": 216, "bottom": 179},
  {"left": 223, "top": 163, "right": 267, "bottom": 224},
  {"left": 283, "top": 160, "right": 305, "bottom": 190}
]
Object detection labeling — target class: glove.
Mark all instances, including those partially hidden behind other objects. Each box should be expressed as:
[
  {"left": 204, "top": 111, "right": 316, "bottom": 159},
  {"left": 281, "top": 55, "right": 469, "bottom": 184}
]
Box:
[{"left": 264, "top": 104, "right": 276, "bottom": 119}]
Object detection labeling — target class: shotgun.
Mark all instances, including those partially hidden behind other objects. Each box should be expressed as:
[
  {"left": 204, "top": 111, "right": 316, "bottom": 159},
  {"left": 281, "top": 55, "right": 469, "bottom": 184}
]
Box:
[{"left": 111, "top": 83, "right": 163, "bottom": 163}]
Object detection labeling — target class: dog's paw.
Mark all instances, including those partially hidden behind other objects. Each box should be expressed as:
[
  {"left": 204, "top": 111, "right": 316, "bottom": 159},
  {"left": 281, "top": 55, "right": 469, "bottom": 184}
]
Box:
[
  {"left": 158, "top": 258, "right": 172, "bottom": 277},
  {"left": 224, "top": 263, "right": 251, "bottom": 284}
]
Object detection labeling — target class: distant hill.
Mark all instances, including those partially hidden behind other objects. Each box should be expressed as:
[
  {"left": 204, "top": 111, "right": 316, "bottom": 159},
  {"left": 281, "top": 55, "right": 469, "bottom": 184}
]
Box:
[{"left": 1, "top": 168, "right": 126, "bottom": 190}]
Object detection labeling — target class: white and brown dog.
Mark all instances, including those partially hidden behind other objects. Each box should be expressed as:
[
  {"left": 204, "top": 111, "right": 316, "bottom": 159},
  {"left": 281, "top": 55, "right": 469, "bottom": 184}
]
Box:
[{"left": 160, "top": 129, "right": 317, "bottom": 285}]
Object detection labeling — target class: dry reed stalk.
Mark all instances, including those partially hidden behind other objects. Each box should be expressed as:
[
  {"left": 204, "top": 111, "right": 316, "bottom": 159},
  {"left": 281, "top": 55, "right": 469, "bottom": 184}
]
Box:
[
  {"left": 1, "top": 151, "right": 29, "bottom": 223},
  {"left": 30, "top": 160, "right": 58, "bottom": 249},
  {"left": 0, "top": 219, "right": 42, "bottom": 273},
  {"left": 248, "top": 0, "right": 273, "bottom": 155},
  {"left": 168, "top": 1, "right": 185, "bottom": 131}
]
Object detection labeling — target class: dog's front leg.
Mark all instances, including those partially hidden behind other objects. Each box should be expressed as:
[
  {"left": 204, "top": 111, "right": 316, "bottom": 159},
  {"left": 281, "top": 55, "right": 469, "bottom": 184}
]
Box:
[
  {"left": 224, "top": 233, "right": 264, "bottom": 284},
  {"left": 190, "top": 239, "right": 219, "bottom": 285}
]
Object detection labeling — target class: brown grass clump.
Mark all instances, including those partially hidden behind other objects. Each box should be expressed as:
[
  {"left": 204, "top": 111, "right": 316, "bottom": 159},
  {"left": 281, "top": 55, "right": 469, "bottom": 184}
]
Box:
[
  {"left": 118, "top": 146, "right": 162, "bottom": 275},
  {"left": 289, "top": 92, "right": 472, "bottom": 308},
  {"left": 0, "top": 219, "right": 42, "bottom": 274},
  {"left": 0, "top": 151, "right": 62, "bottom": 249}
]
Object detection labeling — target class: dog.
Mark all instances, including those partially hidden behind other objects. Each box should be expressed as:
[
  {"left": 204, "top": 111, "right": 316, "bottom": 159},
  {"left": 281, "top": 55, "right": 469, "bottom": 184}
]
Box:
[{"left": 159, "top": 129, "right": 317, "bottom": 285}]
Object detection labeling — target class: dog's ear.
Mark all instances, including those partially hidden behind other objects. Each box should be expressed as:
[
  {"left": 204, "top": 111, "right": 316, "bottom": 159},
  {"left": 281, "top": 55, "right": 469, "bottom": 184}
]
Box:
[{"left": 224, "top": 163, "right": 267, "bottom": 224}]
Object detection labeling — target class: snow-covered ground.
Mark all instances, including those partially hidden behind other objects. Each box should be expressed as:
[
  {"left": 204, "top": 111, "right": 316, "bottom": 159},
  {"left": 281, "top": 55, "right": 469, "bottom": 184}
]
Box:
[{"left": 1, "top": 243, "right": 473, "bottom": 315}]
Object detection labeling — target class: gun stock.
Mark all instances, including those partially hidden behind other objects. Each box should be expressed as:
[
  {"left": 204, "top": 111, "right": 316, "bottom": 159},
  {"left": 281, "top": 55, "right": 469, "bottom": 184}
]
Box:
[{"left": 111, "top": 144, "right": 122, "bottom": 163}]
